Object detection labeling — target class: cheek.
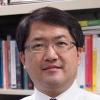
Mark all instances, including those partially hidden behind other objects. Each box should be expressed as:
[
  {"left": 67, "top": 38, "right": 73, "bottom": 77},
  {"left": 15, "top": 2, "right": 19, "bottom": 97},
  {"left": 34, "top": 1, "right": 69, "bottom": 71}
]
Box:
[
  {"left": 24, "top": 53, "right": 42, "bottom": 75},
  {"left": 62, "top": 50, "right": 80, "bottom": 70},
  {"left": 70, "top": 54, "right": 80, "bottom": 65},
  {"left": 64, "top": 51, "right": 80, "bottom": 78},
  {"left": 25, "top": 53, "right": 41, "bottom": 66},
  {"left": 24, "top": 54, "right": 39, "bottom": 81}
]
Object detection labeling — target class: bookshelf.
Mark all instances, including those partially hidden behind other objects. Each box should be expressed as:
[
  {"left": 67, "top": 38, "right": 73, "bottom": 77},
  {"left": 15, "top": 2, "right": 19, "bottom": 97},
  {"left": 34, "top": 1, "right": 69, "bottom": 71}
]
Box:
[
  {"left": 0, "top": 89, "right": 33, "bottom": 95},
  {"left": 0, "top": 0, "right": 100, "bottom": 100},
  {"left": 0, "top": 0, "right": 100, "bottom": 16}
]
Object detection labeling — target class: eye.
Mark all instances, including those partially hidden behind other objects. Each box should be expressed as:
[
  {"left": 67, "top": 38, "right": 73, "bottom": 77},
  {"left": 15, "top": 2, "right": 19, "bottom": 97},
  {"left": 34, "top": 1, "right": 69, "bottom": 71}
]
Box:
[
  {"left": 31, "top": 43, "right": 44, "bottom": 50},
  {"left": 56, "top": 41, "right": 68, "bottom": 47}
]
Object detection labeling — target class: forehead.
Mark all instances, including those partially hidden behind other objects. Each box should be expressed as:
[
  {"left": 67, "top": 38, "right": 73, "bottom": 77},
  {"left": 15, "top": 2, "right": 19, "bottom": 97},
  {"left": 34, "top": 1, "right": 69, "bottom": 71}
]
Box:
[{"left": 26, "top": 22, "right": 73, "bottom": 43}]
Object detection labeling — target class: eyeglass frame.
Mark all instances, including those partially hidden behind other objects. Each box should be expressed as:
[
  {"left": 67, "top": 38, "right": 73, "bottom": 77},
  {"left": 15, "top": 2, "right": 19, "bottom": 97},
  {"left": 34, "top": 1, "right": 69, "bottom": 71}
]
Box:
[{"left": 24, "top": 40, "right": 76, "bottom": 53}]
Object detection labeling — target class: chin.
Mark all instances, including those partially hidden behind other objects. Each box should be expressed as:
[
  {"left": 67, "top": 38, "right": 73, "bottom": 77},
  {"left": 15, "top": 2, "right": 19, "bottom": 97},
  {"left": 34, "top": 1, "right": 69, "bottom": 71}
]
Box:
[{"left": 45, "top": 78, "right": 62, "bottom": 86}]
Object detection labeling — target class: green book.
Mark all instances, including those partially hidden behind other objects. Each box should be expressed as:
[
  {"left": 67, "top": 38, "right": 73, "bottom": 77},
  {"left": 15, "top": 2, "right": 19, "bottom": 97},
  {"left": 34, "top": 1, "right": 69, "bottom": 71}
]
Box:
[{"left": 79, "top": 19, "right": 100, "bottom": 27}]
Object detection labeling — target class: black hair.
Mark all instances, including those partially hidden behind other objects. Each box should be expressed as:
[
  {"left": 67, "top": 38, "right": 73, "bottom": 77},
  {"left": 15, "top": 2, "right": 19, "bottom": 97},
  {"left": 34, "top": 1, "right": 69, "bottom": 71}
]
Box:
[{"left": 16, "top": 7, "right": 84, "bottom": 52}]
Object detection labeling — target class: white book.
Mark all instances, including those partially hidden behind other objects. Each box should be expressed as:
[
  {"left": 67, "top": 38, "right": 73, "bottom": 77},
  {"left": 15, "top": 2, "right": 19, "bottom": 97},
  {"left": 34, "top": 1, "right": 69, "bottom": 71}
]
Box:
[
  {"left": 9, "top": 40, "right": 17, "bottom": 89},
  {"left": 10, "top": 0, "right": 41, "bottom": 3},
  {"left": 9, "top": 0, "right": 74, "bottom": 4},
  {"left": 77, "top": 50, "right": 85, "bottom": 89},
  {"left": 9, "top": 0, "right": 43, "bottom": 4},
  {"left": 82, "top": 25, "right": 100, "bottom": 31},
  {"left": 95, "top": 37, "right": 100, "bottom": 93},
  {"left": 83, "top": 29, "right": 100, "bottom": 35},
  {"left": 0, "top": 0, "right": 8, "bottom": 5}
]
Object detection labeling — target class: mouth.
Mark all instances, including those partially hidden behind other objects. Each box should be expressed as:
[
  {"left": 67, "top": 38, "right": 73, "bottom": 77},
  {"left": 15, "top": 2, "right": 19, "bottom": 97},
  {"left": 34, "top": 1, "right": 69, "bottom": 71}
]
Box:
[{"left": 42, "top": 65, "right": 62, "bottom": 71}]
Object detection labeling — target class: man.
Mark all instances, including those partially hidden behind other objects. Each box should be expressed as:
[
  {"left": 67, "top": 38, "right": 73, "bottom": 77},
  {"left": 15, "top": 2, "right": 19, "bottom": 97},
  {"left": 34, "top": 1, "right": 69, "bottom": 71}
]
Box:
[{"left": 16, "top": 7, "right": 100, "bottom": 100}]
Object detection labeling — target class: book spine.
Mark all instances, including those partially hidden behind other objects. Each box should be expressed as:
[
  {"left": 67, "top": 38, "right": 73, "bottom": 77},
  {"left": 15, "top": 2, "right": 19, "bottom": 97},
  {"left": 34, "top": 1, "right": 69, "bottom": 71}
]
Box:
[
  {"left": 92, "top": 49, "right": 97, "bottom": 91},
  {"left": 2, "top": 40, "right": 9, "bottom": 89},
  {"left": 92, "top": 36, "right": 98, "bottom": 92},
  {"left": 96, "top": 37, "right": 100, "bottom": 93},
  {"left": 85, "top": 35, "right": 93, "bottom": 91},
  {"left": 23, "top": 69, "right": 29, "bottom": 89},
  {"left": 77, "top": 48, "right": 85, "bottom": 89},
  {"left": 79, "top": 19, "right": 100, "bottom": 27},
  {"left": 9, "top": 40, "right": 17, "bottom": 89},
  {"left": 0, "top": 40, "right": 3, "bottom": 88},
  {"left": 16, "top": 42, "right": 22, "bottom": 89}
]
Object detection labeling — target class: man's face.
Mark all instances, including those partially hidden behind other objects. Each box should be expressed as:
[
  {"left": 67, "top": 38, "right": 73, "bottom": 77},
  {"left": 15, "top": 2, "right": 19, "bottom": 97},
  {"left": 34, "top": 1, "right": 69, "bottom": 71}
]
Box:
[{"left": 20, "top": 22, "right": 81, "bottom": 95}]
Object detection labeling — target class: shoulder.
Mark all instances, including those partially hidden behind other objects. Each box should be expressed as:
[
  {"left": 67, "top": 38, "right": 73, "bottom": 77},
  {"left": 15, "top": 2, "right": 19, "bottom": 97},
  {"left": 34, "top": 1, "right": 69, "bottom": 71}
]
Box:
[
  {"left": 20, "top": 96, "right": 33, "bottom": 100},
  {"left": 20, "top": 94, "right": 35, "bottom": 100},
  {"left": 80, "top": 89, "right": 100, "bottom": 100}
]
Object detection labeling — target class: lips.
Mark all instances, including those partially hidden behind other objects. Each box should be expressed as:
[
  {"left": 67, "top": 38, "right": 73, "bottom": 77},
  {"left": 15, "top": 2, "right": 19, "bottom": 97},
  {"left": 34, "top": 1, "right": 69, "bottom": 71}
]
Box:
[{"left": 42, "top": 65, "right": 61, "bottom": 70}]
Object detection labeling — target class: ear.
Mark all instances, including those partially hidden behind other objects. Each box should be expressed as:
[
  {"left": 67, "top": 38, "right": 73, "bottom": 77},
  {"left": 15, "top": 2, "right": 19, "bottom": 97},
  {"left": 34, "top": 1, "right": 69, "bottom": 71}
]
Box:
[
  {"left": 77, "top": 47, "right": 83, "bottom": 65},
  {"left": 19, "top": 51, "right": 25, "bottom": 66}
]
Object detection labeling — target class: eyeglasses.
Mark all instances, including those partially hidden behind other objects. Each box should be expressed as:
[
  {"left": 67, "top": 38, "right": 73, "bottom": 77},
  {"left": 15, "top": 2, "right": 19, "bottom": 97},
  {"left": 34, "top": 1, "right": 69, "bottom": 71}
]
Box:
[{"left": 24, "top": 40, "right": 76, "bottom": 53}]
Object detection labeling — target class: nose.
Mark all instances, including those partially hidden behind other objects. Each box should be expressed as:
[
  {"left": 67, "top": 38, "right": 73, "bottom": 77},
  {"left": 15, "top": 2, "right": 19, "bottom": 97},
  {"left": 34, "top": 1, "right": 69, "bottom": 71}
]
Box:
[{"left": 44, "top": 46, "right": 58, "bottom": 63}]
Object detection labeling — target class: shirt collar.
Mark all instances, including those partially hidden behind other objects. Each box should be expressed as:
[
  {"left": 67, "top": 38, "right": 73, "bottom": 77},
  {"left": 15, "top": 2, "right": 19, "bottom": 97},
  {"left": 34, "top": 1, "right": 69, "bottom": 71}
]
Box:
[
  {"left": 56, "top": 80, "right": 81, "bottom": 100},
  {"left": 32, "top": 80, "right": 81, "bottom": 100}
]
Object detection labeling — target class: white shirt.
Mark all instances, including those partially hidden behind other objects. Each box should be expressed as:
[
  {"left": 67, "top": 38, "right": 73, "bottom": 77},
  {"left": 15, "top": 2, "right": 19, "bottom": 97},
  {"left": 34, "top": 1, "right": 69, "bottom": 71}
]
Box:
[{"left": 21, "top": 80, "right": 100, "bottom": 100}]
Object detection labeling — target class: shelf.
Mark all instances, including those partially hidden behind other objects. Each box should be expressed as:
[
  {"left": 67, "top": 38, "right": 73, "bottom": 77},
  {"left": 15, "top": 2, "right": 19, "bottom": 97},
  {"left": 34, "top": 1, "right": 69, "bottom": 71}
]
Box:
[
  {"left": 0, "top": 0, "right": 100, "bottom": 16},
  {"left": 0, "top": 89, "right": 34, "bottom": 95}
]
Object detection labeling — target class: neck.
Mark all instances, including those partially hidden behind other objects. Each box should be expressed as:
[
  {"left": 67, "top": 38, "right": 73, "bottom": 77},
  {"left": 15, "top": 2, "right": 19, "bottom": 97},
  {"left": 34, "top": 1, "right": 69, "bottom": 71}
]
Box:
[{"left": 36, "top": 79, "right": 75, "bottom": 97}]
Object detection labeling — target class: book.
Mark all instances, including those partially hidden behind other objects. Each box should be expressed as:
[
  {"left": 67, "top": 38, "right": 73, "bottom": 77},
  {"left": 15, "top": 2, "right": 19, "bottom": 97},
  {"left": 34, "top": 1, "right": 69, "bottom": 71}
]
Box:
[
  {"left": 23, "top": 69, "right": 34, "bottom": 89},
  {"left": 79, "top": 19, "right": 100, "bottom": 27},
  {"left": 8, "top": 0, "right": 66, "bottom": 5},
  {"left": 16, "top": 42, "right": 23, "bottom": 89},
  {"left": 83, "top": 29, "right": 100, "bottom": 35},
  {"left": 92, "top": 36, "right": 98, "bottom": 92},
  {"left": 9, "top": 40, "right": 17, "bottom": 89},
  {"left": 2, "top": 40, "right": 9, "bottom": 89},
  {"left": 0, "top": 40, "right": 3, "bottom": 88},
  {"left": 77, "top": 48, "right": 85, "bottom": 89},
  {"left": 9, "top": 0, "right": 42, "bottom": 5},
  {"left": 79, "top": 19, "right": 100, "bottom": 31},
  {"left": 85, "top": 35, "right": 93, "bottom": 91},
  {"left": 82, "top": 26, "right": 100, "bottom": 31},
  {"left": 23, "top": 69, "right": 29, "bottom": 89},
  {"left": 95, "top": 36, "right": 100, "bottom": 93},
  {"left": 0, "top": 0, "right": 8, "bottom": 5}
]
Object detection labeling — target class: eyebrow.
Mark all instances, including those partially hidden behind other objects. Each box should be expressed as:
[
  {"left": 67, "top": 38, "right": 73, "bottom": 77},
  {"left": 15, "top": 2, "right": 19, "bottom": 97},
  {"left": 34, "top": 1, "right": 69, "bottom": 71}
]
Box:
[
  {"left": 30, "top": 37, "right": 45, "bottom": 42},
  {"left": 54, "top": 35, "right": 66, "bottom": 40},
  {"left": 30, "top": 35, "right": 68, "bottom": 43}
]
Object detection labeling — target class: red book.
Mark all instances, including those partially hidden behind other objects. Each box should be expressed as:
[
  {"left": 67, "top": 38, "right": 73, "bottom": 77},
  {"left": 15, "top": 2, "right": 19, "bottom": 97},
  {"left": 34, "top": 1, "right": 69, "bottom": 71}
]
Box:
[
  {"left": 2, "top": 40, "right": 9, "bottom": 89},
  {"left": 85, "top": 35, "right": 93, "bottom": 91}
]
